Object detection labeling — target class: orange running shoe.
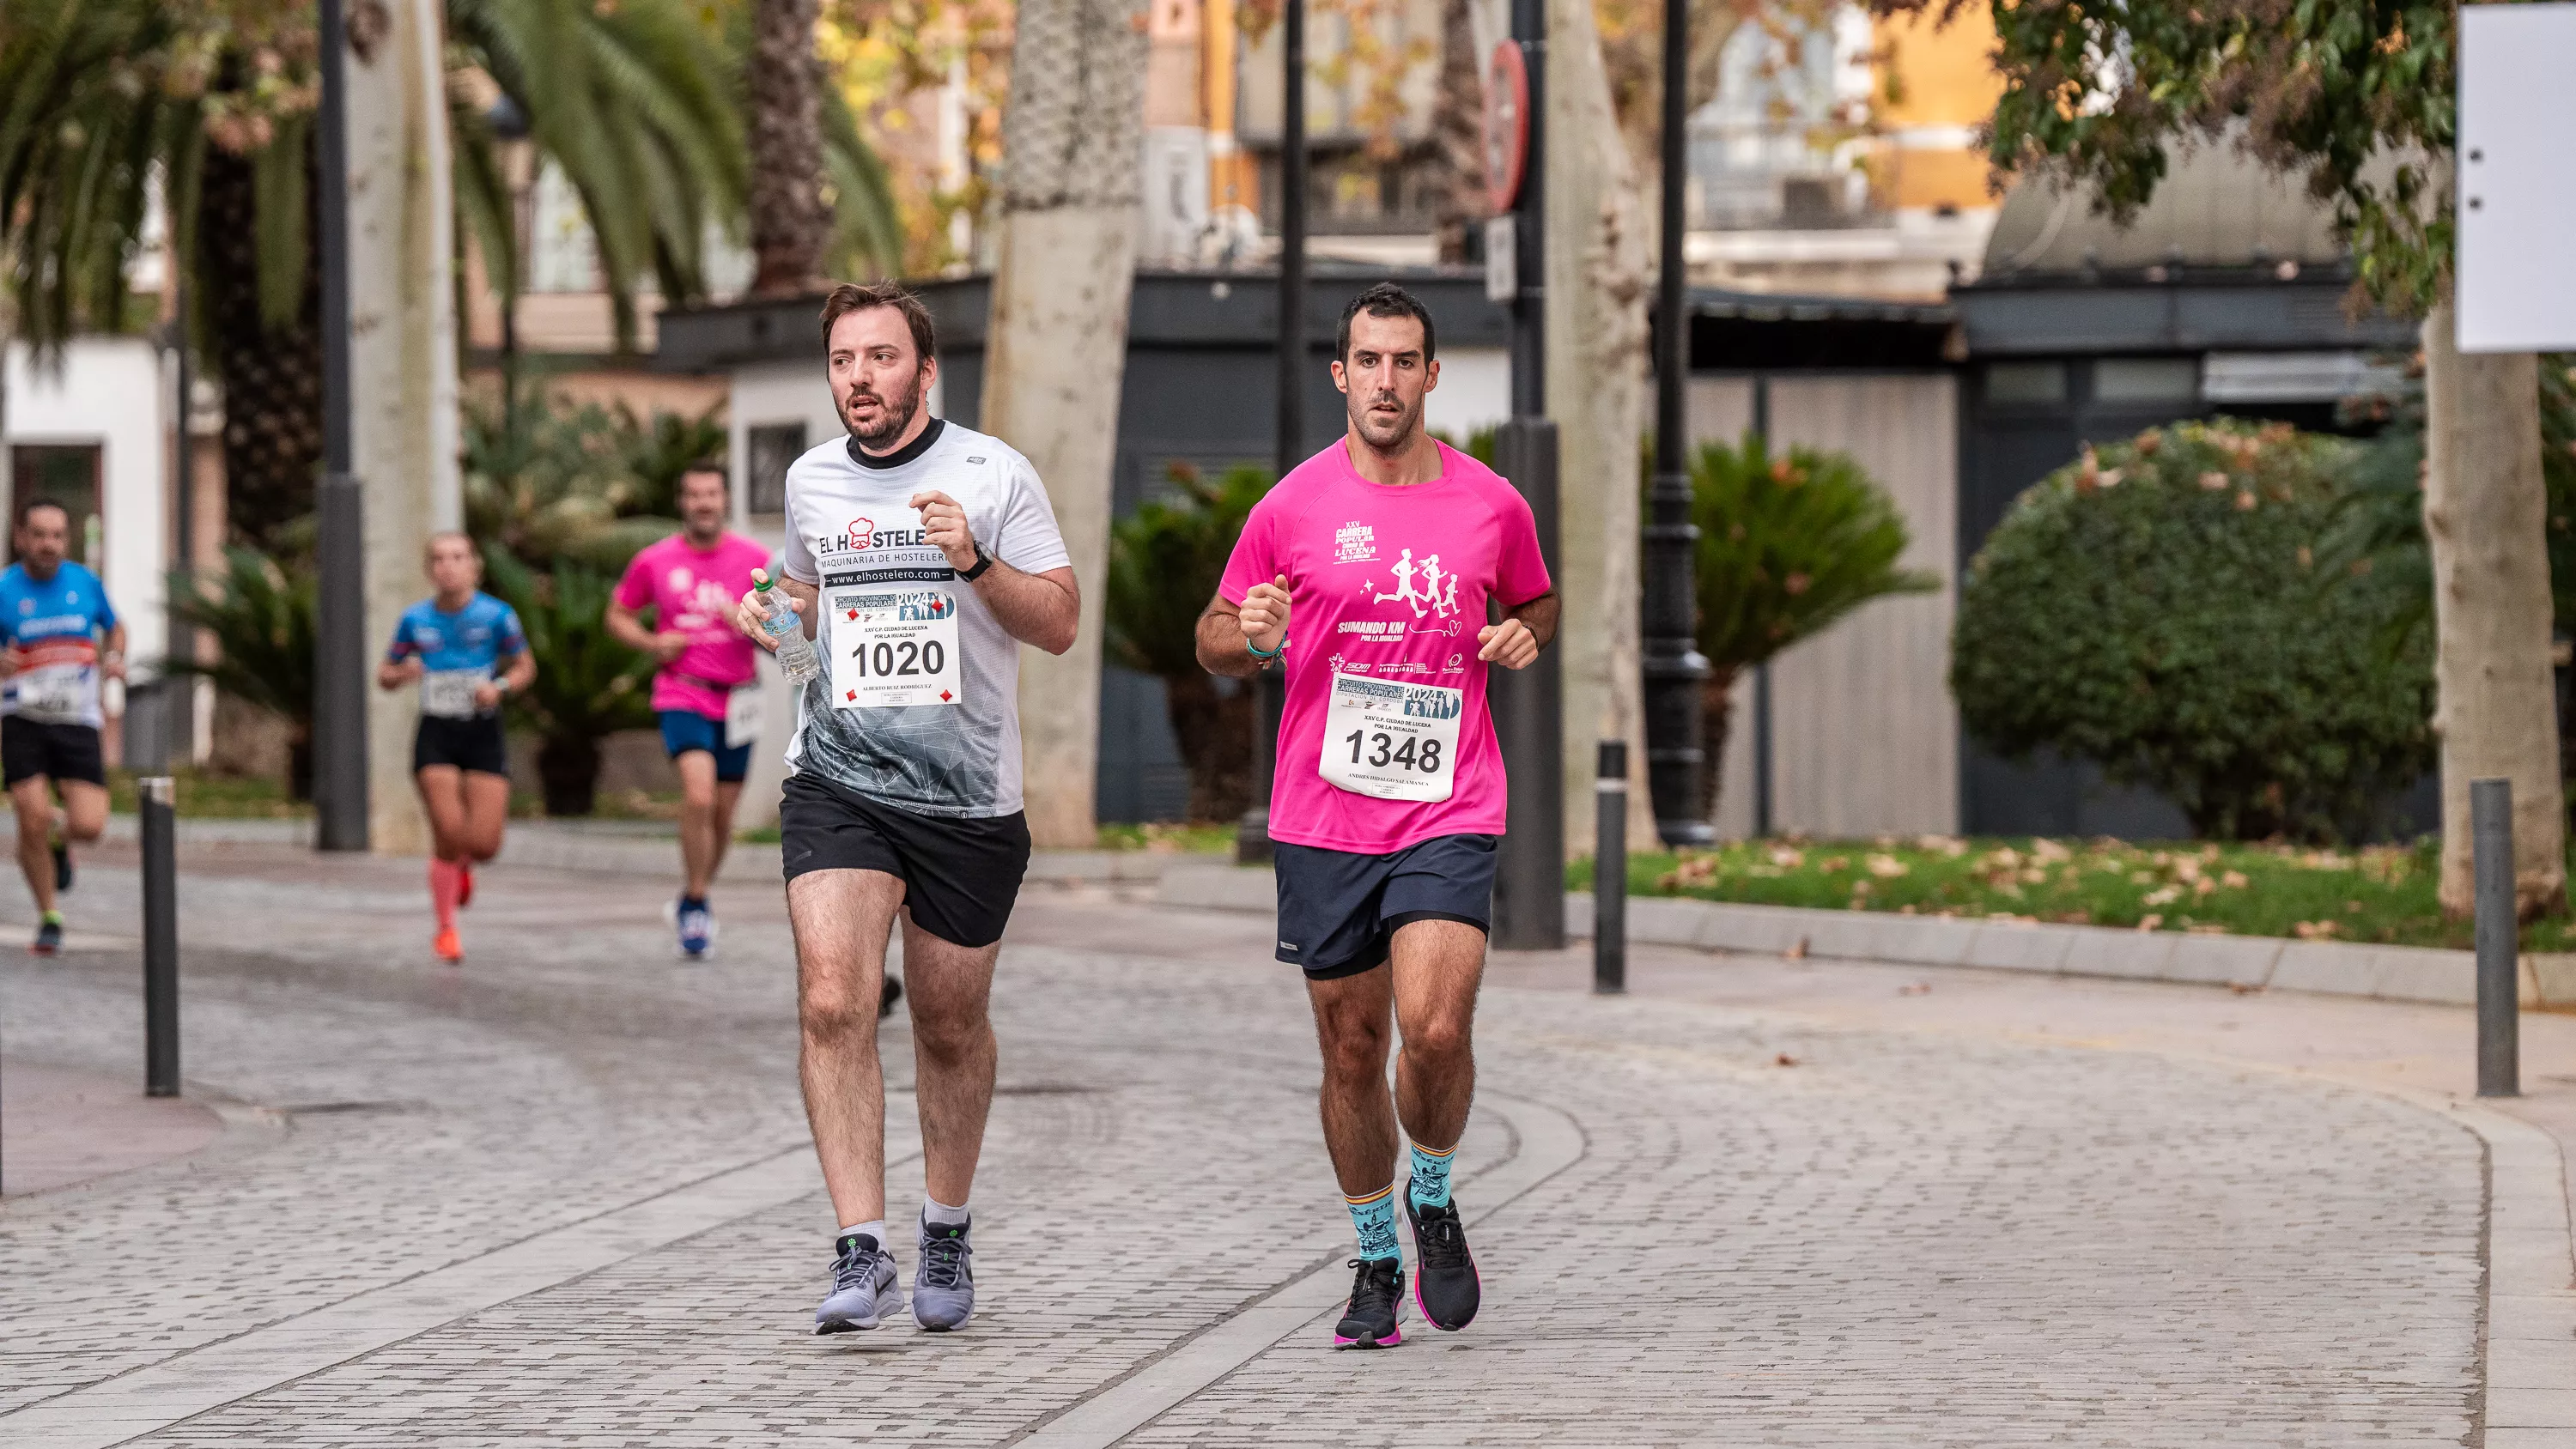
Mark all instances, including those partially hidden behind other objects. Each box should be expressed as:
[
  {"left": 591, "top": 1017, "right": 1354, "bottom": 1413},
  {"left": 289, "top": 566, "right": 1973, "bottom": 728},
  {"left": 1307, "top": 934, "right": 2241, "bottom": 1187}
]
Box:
[
  {"left": 433, "top": 926, "right": 465, "bottom": 963},
  {"left": 457, "top": 863, "right": 475, "bottom": 909}
]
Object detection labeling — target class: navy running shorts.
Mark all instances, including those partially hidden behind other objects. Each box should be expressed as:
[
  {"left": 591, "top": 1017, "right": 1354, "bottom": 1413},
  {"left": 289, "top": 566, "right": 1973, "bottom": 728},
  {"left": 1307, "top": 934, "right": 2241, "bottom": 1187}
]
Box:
[
  {"left": 658, "top": 708, "right": 752, "bottom": 783},
  {"left": 1273, "top": 833, "right": 1498, "bottom": 979}
]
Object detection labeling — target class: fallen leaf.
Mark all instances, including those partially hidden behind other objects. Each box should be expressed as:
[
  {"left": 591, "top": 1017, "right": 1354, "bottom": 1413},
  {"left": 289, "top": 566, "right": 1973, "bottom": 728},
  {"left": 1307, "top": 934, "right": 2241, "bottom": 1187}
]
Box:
[
  {"left": 1819, "top": 856, "right": 1849, "bottom": 873},
  {"left": 1866, "top": 853, "right": 1910, "bottom": 878},
  {"left": 1783, "top": 936, "right": 1808, "bottom": 960},
  {"left": 1898, "top": 982, "right": 1933, "bottom": 996},
  {"left": 2227, "top": 981, "right": 2266, "bottom": 995},
  {"left": 2136, "top": 913, "right": 2165, "bottom": 931},
  {"left": 2221, "top": 870, "right": 2249, "bottom": 889},
  {"left": 2200, "top": 470, "right": 2230, "bottom": 490},
  {"left": 2142, "top": 885, "right": 2183, "bottom": 906},
  {"left": 1774, "top": 1052, "right": 1798, "bottom": 1067}
]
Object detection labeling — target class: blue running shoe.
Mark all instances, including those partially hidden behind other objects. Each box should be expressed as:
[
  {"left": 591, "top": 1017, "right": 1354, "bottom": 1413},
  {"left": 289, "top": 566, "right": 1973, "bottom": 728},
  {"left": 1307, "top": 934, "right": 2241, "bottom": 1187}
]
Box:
[
  {"left": 913, "top": 1216, "right": 975, "bottom": 1331},
  {"left": 668, "top": 895, "right": 715, "bottom": 958},
  {"left": 815, "top": 1232, "right": 902, "bottom": 1333}
]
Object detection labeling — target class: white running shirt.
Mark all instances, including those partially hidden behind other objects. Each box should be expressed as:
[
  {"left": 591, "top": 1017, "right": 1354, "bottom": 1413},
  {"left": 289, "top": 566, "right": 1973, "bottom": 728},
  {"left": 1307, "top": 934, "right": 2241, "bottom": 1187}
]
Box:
[{"left": 780, "top": 419, "right": 1072, "bottom": 817}]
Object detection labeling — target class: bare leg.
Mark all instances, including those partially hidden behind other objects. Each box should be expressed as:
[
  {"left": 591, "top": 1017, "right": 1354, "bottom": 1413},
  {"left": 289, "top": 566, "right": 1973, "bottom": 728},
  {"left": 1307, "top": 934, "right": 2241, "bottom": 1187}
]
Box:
[
  {"left": 458, "top": 772, "right": 510, "bottom": 862},
  {"left": 1388, "top": 919, "right": 1486, "bottom": 1151},
  {"left": 56, "top": 779, "right": 106, "bottom": 847},
  {"left": 901, "top": 915, "right": 1000, "bottom": 1207},
  {"left": 10, "top": 776, "right": 56, "bottom": 917},
  {"left": 787, "top": 868, "right": 905, "bottom": 1226},
  {"left": 416, "top": 766, "right": 472, "bottom": 861},
  {"left": 675, "top": 751, "right": 719, "bottom": 897},
  {"left": 1307, "top": 967, "right": 1401, "bottom": 1196}
]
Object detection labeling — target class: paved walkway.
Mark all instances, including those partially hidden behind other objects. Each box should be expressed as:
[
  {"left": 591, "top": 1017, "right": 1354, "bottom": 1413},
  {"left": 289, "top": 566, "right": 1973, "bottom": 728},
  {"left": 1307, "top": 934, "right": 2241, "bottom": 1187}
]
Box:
[{"left": 0, "top": 841, "right": 2567, "bottom": 1446}]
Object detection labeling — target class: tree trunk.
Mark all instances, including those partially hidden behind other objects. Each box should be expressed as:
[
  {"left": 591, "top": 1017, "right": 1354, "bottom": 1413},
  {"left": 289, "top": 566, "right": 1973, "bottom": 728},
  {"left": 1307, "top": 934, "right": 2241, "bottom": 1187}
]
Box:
[
  {"left": 197, "top": 137, "right": 324, "bottom": 552},
  {"left": 747, "top": 0, "right": 833, "bottom": 296},
  {"left": 1545, "top": 0, "right": 1657, "bottom": 857},
  {"left": 346, "top": 0, "right": 461, "bottom": 855},
  {"left": 1697, "top": 666, "right": 1736, "bottom": 826},
  {"left": 989, "top": 0, "right": 1149, "bottom": 849},
  {"left": 1425, "top": 0, "right": 1485, "bottom": 266},
  {"left": 2424, "top": 302, "right": 2567, "bottom": 919},
  {"left": 1164, "top": 670, "right": 1254, "bottom": 822},
  {"left": 538, "top": 733, "right": 600, "bottom": 816}
]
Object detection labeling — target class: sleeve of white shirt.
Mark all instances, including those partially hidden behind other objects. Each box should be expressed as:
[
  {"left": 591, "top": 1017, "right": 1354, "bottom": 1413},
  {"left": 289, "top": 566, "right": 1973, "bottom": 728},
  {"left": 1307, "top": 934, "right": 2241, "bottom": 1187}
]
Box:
[
  {"left": 781, "top": 468, "right": 819, "bottom": 586},
  {"left": 991, "top": 451, "right": 1074, "bottom": 575}
]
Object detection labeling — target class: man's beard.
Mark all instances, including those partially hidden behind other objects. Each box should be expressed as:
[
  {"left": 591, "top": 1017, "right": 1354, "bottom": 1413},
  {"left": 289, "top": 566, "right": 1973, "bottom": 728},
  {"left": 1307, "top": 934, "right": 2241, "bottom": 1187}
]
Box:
[
  {"left": 1350, "top": 391, "right": 1420, "bottom": 451},
  {"left": 845, "top": 373, "right": 924, "bottom": 447}
]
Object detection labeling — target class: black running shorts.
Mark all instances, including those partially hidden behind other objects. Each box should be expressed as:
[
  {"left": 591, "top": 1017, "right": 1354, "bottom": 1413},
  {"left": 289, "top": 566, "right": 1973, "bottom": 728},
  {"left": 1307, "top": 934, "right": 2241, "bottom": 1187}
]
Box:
[
  {"left": 0, "top": 716, "right": 105, "bottom": 789},
  {"left": 1273, "top": 833, "right": 1498, "bottom": 979},
  {"left": 412, "top": 715, "right": 510, "bottom": 778},
  {"left": 779, "top": 773, "right": 1032, "bottom": 949}
]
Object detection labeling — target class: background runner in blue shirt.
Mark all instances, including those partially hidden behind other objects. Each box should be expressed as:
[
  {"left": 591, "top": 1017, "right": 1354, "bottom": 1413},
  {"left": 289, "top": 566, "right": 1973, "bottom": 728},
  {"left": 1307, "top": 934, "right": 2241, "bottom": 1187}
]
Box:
[
  {"left": 0, "top": 497, "right": 125, "bottom": 955},
  {"left": 377, "top": 531, "right": 533, "bottom": 964}
]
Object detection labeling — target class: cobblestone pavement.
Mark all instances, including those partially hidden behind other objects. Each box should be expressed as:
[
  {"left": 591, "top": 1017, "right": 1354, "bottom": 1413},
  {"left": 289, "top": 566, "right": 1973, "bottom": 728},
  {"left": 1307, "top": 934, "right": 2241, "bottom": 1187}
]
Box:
[{"left": 0, "top": 846, "right": 2502, "bottom": 1446}]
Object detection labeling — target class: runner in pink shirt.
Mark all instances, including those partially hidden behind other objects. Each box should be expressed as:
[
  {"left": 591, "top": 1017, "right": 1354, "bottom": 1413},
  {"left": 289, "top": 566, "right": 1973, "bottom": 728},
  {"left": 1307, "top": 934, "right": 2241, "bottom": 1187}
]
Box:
[
  {"left": 608, "top": 461, "right": 773, "bottom": 957},
  {"left": 1198, "top": 282, "right": 1557, "bottom": 1349}
]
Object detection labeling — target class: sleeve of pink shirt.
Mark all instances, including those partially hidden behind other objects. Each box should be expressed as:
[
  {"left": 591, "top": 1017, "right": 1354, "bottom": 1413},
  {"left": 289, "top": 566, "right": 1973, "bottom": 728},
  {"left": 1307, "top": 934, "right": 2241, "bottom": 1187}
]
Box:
[
  {"left": 612, "top": 545, "right": 656, "bottom": 611},
  {"left": 1486, "top": 480, "right": 1553, "bottom": 607},
  {"left": 1216, "top": 495, "right": 1283, "bottom": 607}
]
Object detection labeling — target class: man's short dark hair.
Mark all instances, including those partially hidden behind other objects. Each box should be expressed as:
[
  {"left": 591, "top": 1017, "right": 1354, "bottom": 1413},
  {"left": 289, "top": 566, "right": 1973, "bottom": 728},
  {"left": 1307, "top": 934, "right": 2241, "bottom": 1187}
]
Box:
[
  {"left": 1336, "top": 282, "right": 1437, "bottom": 364},
  {"left": 678, "top": 457, "right": 728, "bottom": 488},
  {"left": 819, "top": 282, "right": 937, "bottom": 367},
  {"left": 14, "top": 496, "right": 67, "bottom": 529}
]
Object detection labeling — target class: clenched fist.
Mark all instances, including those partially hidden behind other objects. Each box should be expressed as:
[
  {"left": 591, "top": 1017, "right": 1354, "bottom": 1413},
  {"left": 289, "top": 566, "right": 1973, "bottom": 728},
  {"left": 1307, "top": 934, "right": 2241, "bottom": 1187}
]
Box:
[{"left": 1239, "top": 573, "right": 1291, "bottom": 654}]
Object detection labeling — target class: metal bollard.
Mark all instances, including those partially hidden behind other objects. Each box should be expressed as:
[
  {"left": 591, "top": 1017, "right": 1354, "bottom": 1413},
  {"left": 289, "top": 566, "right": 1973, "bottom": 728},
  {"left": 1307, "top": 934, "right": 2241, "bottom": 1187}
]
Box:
[
  {"left": 141, "top": 776, "right": 180, "bottom": 1098},
  {"left": 2472, "top": 777, "right": 2518, "bottom": 1098},
  {"left": 1595, "top": 740, "right": 1627, "bottom": 994}
]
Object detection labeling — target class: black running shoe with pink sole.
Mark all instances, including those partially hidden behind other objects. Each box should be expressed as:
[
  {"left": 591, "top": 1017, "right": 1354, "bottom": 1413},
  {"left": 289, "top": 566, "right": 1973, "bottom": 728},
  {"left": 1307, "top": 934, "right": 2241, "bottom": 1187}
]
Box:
[
  {"left": 1333, "top": 1257, "right": 1406, "bottom": 1349},
  {"left": 1406, "top": 1197, "right": 1479, "bottom": 1331}
]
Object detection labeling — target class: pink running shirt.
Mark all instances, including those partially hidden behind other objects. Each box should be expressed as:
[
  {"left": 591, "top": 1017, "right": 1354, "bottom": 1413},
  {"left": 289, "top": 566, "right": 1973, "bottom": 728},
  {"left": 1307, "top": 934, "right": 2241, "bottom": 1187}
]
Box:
[
  {"left": 615, "top": 530, "right": 773, "bottom": 718},
  {"left": 1218, "top": 440, "right": 1552, "bottom": 853}
]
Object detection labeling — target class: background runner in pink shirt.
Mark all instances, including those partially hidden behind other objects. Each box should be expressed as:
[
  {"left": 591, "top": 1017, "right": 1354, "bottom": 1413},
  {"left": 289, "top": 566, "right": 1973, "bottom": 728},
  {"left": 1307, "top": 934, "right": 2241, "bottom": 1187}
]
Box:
[{"left": 606, "top": 463, "right": 772, "bottom": 956}]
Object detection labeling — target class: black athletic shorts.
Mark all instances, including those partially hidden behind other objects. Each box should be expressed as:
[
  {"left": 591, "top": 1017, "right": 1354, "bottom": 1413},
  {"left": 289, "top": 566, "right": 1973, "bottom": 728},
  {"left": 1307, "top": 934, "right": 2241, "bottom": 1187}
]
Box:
[
  {"left": 412, "top": 714, "right": 510, "bottom": 778},
  {"left": 1273, "top": 833, "right": 1498, "bottom": 979},
  {"left": 779, "top": 773, "right": 1032, "bottom": 949},
  {"left": 1, "top": 716, "right": 105, "bottom": 789}
]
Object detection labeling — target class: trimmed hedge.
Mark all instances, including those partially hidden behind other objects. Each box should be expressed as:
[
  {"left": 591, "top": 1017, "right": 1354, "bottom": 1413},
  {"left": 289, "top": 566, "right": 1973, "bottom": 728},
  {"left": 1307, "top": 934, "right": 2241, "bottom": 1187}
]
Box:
[{"left": 1950, "top": 419, "right": 2433, "bottom": 841}]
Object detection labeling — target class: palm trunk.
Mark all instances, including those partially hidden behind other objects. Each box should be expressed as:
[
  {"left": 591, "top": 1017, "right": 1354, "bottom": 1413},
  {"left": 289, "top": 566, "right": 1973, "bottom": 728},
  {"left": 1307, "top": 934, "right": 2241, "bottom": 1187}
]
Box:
[
  {"left": 1425, "top": 0, "right": 1485, "bottom": 266},
  {"left": 747, "top": 0, "right": 832, "bottom": 295},
  {"left": 197, "top": 138, "right": 324, "bottom": 551},
  {"left": 1546, "top": 0, "right": 1658, "bottom": 855},
  {"left": 346, "top": 0, "right": 462, "bottom": 854},
  {"left": 2424, "top": 302, "right": 2567, "bottom": 919},
  {"left": 989, "top": 0, "right": 1150, "bottom": 849}
]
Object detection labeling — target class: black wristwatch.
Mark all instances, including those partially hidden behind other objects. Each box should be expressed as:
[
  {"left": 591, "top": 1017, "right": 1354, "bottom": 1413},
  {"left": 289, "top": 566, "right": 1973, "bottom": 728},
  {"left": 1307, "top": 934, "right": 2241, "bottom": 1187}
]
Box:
[{"left": 958, "top": 544, "right": 995, "bottom": 581}]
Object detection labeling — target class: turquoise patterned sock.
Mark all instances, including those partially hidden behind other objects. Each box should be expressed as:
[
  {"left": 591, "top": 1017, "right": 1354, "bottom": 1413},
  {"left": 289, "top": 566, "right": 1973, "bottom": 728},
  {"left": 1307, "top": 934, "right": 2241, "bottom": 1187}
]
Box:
[
  {"left": 1345, "top": 1183, "right": 1400, "bottom": 1262},
  {"left": 1407, "top": 1139, "right": 1456, "bottom": 1210}
]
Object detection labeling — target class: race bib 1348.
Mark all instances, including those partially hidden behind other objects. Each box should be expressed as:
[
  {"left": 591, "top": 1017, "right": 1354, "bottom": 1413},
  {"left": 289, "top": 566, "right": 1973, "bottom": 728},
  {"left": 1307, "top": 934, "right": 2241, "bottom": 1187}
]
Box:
[{"left": 1318, "top": 674, "right": 1461, "bottom": 803}]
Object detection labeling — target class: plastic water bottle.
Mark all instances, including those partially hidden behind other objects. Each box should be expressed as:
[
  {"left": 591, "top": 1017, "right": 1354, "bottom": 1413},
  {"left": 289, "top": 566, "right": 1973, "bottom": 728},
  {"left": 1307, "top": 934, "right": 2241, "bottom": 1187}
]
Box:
[{"left": 754, "top": 571, "right": 822, "bottom": 684}]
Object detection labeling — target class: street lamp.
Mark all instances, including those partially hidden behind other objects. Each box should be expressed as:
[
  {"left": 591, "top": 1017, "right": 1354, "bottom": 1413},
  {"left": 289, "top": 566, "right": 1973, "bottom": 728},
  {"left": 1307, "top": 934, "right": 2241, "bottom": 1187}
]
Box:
[
  {"left": 313, "top": 0, "right": 368, "bottom": 851},
  {"left": 1643, "top": 0, "right": 1711, "bottom": 846}
]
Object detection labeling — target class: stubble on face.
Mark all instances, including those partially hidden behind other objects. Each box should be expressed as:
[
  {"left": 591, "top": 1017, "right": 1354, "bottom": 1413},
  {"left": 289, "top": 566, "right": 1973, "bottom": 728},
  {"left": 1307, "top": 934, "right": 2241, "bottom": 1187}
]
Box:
[{"left": 845, "top": 367, "right": 925, "bottom": 449}]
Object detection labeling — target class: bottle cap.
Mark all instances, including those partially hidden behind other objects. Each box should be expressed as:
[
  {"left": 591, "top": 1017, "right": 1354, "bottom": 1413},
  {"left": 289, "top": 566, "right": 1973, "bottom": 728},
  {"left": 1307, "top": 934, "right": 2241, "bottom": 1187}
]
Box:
[{"left": 752, "top": 568, "right": 773, "bottom": 592}]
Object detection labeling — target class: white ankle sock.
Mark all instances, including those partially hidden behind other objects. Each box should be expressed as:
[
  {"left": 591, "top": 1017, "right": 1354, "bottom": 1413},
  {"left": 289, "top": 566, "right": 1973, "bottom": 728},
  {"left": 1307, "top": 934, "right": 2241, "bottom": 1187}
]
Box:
[{"left": 922, "top": 1195, "right": 970, "bottom": 1228}]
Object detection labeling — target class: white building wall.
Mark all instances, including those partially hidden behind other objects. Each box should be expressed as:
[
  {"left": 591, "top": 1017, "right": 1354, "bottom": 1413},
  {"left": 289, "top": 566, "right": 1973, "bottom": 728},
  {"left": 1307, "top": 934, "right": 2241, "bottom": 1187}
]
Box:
[
  {"left": 3, "top": 337, "right": 170, "bottom": 685},
  {"left": 1424, "top": 346, "right": 1509, "bottom": 441}
]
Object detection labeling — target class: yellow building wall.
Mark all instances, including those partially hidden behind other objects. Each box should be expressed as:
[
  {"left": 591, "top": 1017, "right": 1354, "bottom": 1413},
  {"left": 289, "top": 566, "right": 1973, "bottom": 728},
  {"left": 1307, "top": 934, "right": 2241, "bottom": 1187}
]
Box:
[{"left": 1870, "top": 6, "right": 2006, "bottom": 213}]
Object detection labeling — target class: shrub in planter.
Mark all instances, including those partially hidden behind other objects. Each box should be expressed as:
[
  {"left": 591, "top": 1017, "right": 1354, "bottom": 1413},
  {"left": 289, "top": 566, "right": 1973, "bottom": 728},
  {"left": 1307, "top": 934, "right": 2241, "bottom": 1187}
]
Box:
[
  {"left": 483, "top": 552, "right": 655, "bottom": 815},
  {"left": 1105, "top": 462, "right": 1278, "bottom": 822},
  {"left": 164, "top": 549, "right": 317, "bottom": 798},
  {"left": 1951, "top": 419, "right": 2434, "bottom": 841}
]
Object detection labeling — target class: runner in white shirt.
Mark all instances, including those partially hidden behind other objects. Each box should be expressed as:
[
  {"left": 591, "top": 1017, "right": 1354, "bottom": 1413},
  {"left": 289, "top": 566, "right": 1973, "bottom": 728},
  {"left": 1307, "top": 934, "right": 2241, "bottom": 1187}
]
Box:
[{"left": 731, "top": 282, "right": 1078, "bottom": 1335}]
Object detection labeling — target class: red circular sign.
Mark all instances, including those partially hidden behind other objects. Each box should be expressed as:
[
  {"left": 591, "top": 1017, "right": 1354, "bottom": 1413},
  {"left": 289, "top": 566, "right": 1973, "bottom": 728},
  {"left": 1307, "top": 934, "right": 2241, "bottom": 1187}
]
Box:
[{"left": 1483, "top": 41, "right": 1529, "bottom": 215}]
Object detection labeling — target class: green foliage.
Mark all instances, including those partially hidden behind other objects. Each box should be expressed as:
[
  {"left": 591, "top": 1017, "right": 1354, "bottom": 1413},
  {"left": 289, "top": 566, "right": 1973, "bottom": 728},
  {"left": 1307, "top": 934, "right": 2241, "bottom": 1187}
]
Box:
[
  {"left": 463, "top": 379, "right": 685, "bottom": 574},
  {"left": 161, "top": 547, "right": 316, "bottom": 796},
  {"left": 1878, "top": 0, "right": 2454, "bottom": 312},
  {"left": 1952, "top": 420, "right": 2435, "bottom": 842},
  {"left": 482, "top": 551, "right": 657, "bottom": 815},
  {"left": 1105, "top": 462, "right": 1277, "bottom": 821},
  {"left": 1680, "top": 433, "right": 1938, "bottom": 682}
]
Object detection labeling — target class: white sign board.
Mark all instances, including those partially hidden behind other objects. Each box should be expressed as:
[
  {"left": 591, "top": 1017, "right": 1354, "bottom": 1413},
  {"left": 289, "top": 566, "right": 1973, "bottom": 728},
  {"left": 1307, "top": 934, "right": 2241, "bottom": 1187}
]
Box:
[{"left": 2458, "top": 3, "right": 2576, "bottom": 351}]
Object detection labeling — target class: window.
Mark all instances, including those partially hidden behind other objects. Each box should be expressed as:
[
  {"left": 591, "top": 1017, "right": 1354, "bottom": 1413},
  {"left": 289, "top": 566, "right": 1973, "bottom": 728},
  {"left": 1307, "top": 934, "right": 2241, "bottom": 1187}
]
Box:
[
  {"left": 1983, "top": 361, "right": 2067, "bottom": 406},
  {"left": 746, "top": 423, "right": 805, "bottom": 515},
  {"left": 10, "top": 445, "right": 101, "bottom": 565},
  {"left": 2093, "top": 357, "right": 2199, "bottom": 404}
]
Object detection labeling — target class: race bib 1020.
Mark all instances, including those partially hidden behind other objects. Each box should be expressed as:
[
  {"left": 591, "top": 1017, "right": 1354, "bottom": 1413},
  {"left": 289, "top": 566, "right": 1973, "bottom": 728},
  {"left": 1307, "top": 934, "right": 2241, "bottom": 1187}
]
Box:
[
  {"left": 1318, "top": 674, "right": 1461, "bottom": 803},
  {"left": 828, "top": 588, "right": 962, "bottom": 710}
]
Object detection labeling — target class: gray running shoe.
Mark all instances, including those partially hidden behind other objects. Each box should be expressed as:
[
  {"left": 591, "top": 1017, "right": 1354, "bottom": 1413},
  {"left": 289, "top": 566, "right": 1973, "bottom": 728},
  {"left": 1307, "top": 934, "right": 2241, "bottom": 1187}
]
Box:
[
  {"left": 815, "top": 1232, "right": 903, "bottom": 1333},
  {"left": 912, "top": 1216, "right": 975, "bottom": 1331}
]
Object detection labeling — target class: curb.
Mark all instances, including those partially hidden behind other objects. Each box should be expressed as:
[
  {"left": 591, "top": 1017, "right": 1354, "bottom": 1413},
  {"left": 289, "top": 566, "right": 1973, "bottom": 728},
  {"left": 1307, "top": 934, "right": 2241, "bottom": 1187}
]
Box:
[
  {"left": 82, "top": 812, "right": 1192, "bottom": 886},
  {"left": 1153, "top": 861, "right": 2576, "bottom": 1009}
]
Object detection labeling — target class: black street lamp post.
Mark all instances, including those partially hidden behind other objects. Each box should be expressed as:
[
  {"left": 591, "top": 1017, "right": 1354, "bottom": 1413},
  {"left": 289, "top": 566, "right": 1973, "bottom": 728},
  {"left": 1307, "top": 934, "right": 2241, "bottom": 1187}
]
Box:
[
  {"left": 1643, "top": 0, "right": 1711, "bottom": 847},
  {"left": 314, "top": 0, "right": 368, "bottom": 851}
]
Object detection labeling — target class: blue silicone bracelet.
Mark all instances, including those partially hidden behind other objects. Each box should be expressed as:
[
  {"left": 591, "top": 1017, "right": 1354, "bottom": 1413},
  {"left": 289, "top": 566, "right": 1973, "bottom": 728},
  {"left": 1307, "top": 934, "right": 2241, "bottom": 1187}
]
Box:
[{"left": 1247, "top": 634, "right": 1284, "bottom": 660}]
